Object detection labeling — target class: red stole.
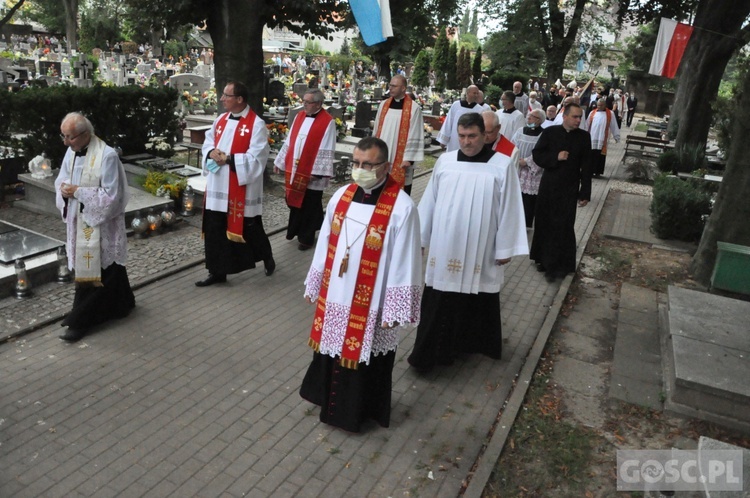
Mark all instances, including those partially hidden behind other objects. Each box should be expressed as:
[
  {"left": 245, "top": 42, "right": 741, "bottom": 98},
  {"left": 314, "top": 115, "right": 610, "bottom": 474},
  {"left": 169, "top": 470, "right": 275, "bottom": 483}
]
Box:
[
  {"left": 214, "top": 111, "right": 257, "bottom": 242},
  {"left": 375, "top": 95, "right": 412, "bottom": 189},
  {"left": 308, "top": 176, "right": 401, "bottom": 369},
  {"left": 493, "top": 135, "right": 516, "bottom": 157},
  {"left": 284, "top": 110, "right": 333, "bottom": 208},
  {"left": 587, "top": 108, "right": 612, "bottom": 155}
]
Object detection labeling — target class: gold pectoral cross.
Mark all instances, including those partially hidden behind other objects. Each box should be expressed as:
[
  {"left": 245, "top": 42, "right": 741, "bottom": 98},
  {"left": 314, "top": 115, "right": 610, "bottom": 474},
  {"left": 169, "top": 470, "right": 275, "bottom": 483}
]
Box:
[{"left": 83, "top": 251, "right": 94, "bottom": 269}]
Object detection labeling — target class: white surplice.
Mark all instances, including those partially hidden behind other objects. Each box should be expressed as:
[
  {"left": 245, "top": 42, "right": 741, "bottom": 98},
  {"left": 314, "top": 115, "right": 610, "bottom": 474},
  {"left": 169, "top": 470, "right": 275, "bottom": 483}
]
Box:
[
  {"left": 304, "top": 185, "right": 423, "bottom": 364},
  {"left": 201, "top": 106, "right": 270, "bottom": 217},
  {"left": 274, "top": 112, "right": 336, "bottom": 191},
  {"left": 374, "top": 98, "right": 424, "bottom": 185},
  {"left": 419, "top": 150, "right": 528, "bottom": 294}
]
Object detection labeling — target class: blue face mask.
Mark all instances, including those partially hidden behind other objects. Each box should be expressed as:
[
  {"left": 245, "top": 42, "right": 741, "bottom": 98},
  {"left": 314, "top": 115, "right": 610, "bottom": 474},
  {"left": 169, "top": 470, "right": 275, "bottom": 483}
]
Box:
[{"left": 527, "top": 122, "right": 537, "bottom": 129}]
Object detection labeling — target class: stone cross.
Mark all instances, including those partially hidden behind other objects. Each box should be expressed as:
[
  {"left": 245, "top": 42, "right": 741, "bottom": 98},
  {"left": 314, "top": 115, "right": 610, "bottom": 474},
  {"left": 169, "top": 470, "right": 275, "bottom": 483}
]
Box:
[{"left": 74, "top": 59, "right": 90, "bottom": 80}]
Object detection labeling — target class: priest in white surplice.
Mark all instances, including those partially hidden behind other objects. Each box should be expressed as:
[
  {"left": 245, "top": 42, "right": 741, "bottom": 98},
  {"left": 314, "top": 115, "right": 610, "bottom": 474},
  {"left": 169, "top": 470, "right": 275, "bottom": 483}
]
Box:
[
  {"left": 300, "top": 137, "right": 422, "bottom": 433},
  {"left": 436, "top": 85, "right": 488, "bottom": 152},
  {"left": 373, "top": 74, "right": 424, "bottom": 195},
  {"left": 196, "top": 81, "right": 275, "bottom": 287},
  {"left": 408, "top": 112, "right": 528, "bottom": 371},
  {"left": 274, "top": 89, "right": 336, "bottom": 250},
  {"left": 587, "top": 97, "right": 620, "bottom": 177}
]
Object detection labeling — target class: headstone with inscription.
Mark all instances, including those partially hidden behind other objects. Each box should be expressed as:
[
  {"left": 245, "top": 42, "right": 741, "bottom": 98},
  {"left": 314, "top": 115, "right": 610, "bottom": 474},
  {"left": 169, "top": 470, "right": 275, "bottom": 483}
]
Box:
[
  {"left": 267, "top": 80, "right": 286, "bottom": 105},
  {"left": 293, "top": 81, "right": 308, "bottom": 99},
  {"left": 373, "top": 87, "right": 383, "bottom": 100},
  {"left": 169, "top": 73, "right": 210, "bottom": 100}
]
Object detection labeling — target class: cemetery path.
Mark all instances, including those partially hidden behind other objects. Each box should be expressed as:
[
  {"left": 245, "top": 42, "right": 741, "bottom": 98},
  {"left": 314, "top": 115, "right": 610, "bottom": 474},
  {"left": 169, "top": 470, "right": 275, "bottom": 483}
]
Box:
[{"left": 0, "top": 130, "right": 626, "bottom": 497}]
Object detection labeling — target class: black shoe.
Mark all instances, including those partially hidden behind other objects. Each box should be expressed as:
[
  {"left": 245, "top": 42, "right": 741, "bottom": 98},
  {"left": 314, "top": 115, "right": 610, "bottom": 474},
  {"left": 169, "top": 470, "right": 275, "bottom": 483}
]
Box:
[
  {"left": 535, "top": 263, "right": 546, "bottom": 273},
  {"left": 59, "top": 328, "right": 84, "bottom": 342},
  {"left": 544, "top": 272, "right": 557, "bottom": 283},
  {"left": 298, "top": 243, "right": 313, "bottom": 251},
  {"left": 195, "top": 273, "right": 227, "bottom": 287},
  {"left": 264, "top": 258, "right": 276, "bottom": 276}
]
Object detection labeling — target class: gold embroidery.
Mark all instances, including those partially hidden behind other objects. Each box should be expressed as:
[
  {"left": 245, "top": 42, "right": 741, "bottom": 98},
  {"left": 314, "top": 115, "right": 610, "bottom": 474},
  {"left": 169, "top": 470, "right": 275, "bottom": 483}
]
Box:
[{"left": 447, "top": 259, "right": 463, "bottom": 273}]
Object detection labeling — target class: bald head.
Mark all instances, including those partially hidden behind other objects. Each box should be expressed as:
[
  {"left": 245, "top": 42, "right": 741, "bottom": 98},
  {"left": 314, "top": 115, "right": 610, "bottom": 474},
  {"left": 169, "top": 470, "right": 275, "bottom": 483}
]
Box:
[
  {"left": 482, "top": 110, "right": 500, "bottom": 145},
  {"left": 466, "top": 85, "right": 480, "bottom": 104}
]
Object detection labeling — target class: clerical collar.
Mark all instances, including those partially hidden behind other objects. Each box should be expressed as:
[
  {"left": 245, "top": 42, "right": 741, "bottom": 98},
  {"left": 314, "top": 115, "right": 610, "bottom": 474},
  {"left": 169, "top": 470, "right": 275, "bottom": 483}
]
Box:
[
  {"left": 460, "top": 100, "right": 477, "bottom": 109},
  {"left": 388, "top": 97, "right": 405, "bottom": 110},
  {"left": 305, "top": 110, "right": 321, "bottom": 118},
  {"left": 458, "top": 147, "right": 495, "bottom": 163},
  {"left": 353, "top": 178, "right": 387, "bottom": 205},
  {"left": 502, "top": 107, "right": 517, "bottom": 114},
  {"left": 228, "top": 106, "right": 250, "bottom": 120},
  {"left": 523, "top": 126, "right": 544, "bottom": 136},
  {"left": 74, "top": 147, "right": 88, "bottom": 157}
]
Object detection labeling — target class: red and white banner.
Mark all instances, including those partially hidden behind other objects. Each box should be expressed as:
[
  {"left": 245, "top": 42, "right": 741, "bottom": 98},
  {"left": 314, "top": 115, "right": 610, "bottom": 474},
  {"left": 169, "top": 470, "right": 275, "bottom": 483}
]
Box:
[{"left": 649, "top": 17, "right": 694, "bottom": 78}]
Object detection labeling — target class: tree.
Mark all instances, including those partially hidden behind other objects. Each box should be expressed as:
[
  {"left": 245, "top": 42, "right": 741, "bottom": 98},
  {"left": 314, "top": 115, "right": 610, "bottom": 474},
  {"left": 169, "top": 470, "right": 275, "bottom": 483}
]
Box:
[
  {"left": 457, "top": 46, "right": 472, "bottom": 87},
  {"left": 447, "top": 41, "right": 458, "bottom": 89},
  {"left": 479, "top": 0, "right": 591, "bottom": 81},
  {"left": 411, "top": 49, "right": 432, "bottom": 88},
  {"left": 351, "top": 0, "right": 461, "bottom": 83},
  {"left": 124, "top": 0, "right": 344, "bottom": 116},
  {"left": 432, "top": 28, "right": 450, "bottom": 91},
  {"left": 472, "top": 45, "right": 483, "bottom": 84},
  {"left": 61, "top": 0, "right": 78, "bottom": 51},
  {"left": 459, "top": 9, "right": 470, "bottom": 35},
  {"left": 0, "top": 0, "right": 26, "bottom": 32},
  {"left": 469, "top": 9, "right": 478, "bottom": 36},
  {"left": 667, "top": 0, "right": 750, "bottom": 154},
  {"left": 690, "top": 58, "right": 750, "bottom": 283}
]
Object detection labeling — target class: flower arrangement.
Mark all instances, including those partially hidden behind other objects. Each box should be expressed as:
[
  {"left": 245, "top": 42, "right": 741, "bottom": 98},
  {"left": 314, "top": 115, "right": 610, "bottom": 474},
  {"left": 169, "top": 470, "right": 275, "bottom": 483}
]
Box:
[
  {"left": 141, "top": 171, "right": 187, "bottom": 199},
  {"left": 202, "top": 88, "right": 218, "bottom": 111},
  {"left": 335, "top": 118, "right": 347, "bottom": 141},
  {"left": 46, "top": 65, "right": 58, "bottom": 77},
  {"left": 145, "top": 136, "right": 175, "bottom": 158},
  {"left": 267, "top": 122, "right": 288, "bottom": 151}
]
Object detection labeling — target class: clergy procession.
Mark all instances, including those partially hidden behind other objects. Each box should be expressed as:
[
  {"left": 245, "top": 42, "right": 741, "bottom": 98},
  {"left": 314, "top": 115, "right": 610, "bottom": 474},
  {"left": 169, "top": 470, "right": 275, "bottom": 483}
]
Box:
[{"left": 13, "top": 0, "right": 734, "bottom": 494}]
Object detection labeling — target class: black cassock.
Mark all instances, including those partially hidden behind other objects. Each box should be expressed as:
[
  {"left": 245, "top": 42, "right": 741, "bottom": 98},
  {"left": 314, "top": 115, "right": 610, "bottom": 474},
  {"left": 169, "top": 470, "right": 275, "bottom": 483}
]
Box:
[{"left": 530, "top": 125, "right": 592, "bottom": 277}]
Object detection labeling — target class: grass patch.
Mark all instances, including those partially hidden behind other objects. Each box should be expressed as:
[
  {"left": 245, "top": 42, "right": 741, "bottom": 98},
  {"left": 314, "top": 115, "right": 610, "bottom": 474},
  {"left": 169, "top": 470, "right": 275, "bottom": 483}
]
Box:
[
  {"left": 483, "top": 355, "right": 605, "bottom": 497},
  {"left": 634, "top": 122, "right": 648, "bottom": 133},
  {"left": 591, "top": 245, "right": 632, "bottom": 275}
]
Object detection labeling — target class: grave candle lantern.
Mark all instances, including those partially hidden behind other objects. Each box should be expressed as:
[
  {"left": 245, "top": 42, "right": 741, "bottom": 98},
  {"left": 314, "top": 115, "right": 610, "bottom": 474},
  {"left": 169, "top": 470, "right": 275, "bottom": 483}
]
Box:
[
  {"left": 56, "top": 246, "right": 72, "bottom": 283},
  {"left": 14, "top": 259, "right": 32, "bottom": 299},
  {"left": 181, "top": 186, "right": 195, "bottom": 216}
]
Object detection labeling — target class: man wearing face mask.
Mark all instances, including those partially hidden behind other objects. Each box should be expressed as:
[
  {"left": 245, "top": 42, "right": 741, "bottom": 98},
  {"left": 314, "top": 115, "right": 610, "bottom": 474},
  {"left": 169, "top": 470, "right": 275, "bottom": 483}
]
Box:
[
  {"left": 408, "top": 113, "right": 528, "bottom": 372},
  {"left": 299, "top": 137, "right": 423, "bottom": 432}
]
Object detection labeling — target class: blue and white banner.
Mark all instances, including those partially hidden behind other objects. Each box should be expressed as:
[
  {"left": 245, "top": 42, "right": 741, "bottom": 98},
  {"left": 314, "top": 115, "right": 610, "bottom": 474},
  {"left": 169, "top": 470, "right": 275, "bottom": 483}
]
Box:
[{"left": 350, "top": 0, "right": 393, "bottom": 46}]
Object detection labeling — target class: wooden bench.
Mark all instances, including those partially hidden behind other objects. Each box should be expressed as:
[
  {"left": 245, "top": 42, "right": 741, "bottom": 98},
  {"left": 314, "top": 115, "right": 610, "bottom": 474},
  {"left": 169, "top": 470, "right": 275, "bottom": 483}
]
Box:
[
  {"left": 623, "top": 135, "right": 672, "bottom": 161},
  {"left": 182, "top": 142, "right": 204, "bottom": 167}
]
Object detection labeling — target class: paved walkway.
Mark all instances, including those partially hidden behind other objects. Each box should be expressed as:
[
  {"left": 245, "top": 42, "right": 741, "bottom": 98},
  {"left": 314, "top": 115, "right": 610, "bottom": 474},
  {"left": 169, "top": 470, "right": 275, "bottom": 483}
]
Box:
[{"left": 0, "top": 129, "right": 630, "bottom": 497}]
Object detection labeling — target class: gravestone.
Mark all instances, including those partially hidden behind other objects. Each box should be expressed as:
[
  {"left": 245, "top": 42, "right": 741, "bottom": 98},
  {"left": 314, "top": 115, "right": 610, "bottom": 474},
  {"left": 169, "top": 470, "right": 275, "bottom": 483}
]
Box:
[
  {"left": 60, "top": 60, "right": 71, "bottom": 78},
  {"left": 293, "top": 82, "right": 308, "bottom": 98},
  {"left": 38, "top": 60, "right": 62, "bottom": 78},
  {"left": 20, "top": 59, "right": 36, "bottom": 78},
  {"left": 169, "top": 73, "right": 210, "bottom": 101},
  {"left": 327, "top": 105, "right": 344, "bottom": 121},
  {"left": 267, "top": 80, "right": 286, "bottom": 105},
  {"left": 431, "top": 101, "right": 441, "bottom": 116},
  {"left": 373, "top": 87, "right": 383, "bottom": 100},
  {"left": 194, "top": 63, "right": 211, "bottom": 80},
  {"left": 352, "top": 100, "right": 374, "bottom": 137},
  {"left": 356, "top": 87, "right": 364, "bottom": 102},
  {"left": 137, "top": 63, "right": 151, "bottom": 77}
]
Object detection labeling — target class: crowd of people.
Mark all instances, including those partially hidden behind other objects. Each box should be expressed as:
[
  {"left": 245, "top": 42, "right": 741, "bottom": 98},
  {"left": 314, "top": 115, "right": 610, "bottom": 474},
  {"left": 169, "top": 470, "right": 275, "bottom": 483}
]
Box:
[{"left": 54, "top": 73, "right": 621, "bottom": 434}]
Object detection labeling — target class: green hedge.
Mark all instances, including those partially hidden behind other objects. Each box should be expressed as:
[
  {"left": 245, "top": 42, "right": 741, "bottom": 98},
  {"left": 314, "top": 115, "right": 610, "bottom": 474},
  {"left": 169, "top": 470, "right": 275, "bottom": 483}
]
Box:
[
  {"left": 0, "top": 85, "right": 179, "bottom": 168},
  {"left": 650, "top": 174, "right": 713, "bottom": 242}
]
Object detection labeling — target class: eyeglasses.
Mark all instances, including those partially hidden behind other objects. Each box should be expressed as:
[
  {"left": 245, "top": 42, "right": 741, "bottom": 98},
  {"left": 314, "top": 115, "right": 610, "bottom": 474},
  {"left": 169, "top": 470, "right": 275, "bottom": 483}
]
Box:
[
  {"left": 60, "top": 131, "right": 86, "bottom": 141},
  {"left": 221, "top": 93, "right": 237, "bottom": 98},
  {"left": 302, "top": 99, "right": 320, "bottom": 105},
  {"left": 351, "top": 160, "right": 386, "bottom": 171}
]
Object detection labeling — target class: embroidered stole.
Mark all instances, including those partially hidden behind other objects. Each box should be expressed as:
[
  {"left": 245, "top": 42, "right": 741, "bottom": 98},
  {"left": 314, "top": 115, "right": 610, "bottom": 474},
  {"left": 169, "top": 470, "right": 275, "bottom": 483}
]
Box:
[
  {"left": 308, "top": 176, "right": 401, "bottom": 369},
  {"left": 213, "top": 111, "right": 256, "bottom": 242},
  {"left": 375, "top": 95, "right": 412, "bottom": 189},
  {"left": 284, "top": 110, "right": 333, "bottom": 208},
  {"left": 493, "top": 135, "right": 516, "bottom": 157},
  {"left": 587, "top": 109, "right": 612, "bottom": 155},
  {"left": 72, "top": 135, "right": 106, "bottom": 286}
]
